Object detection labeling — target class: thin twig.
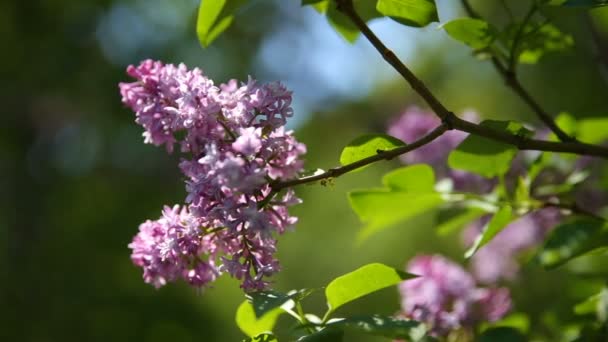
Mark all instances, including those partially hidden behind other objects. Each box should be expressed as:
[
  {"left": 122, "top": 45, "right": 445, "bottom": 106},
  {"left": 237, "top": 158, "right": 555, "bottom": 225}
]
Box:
[
  {"left": 461, "top": 0, "right": 575, "bottom": 142},
  {"left": 334, "top": 0, "right": 603, "bottom": 155},
  {"left": 271, "top": 124, "right": 448, "bottom": 190}
]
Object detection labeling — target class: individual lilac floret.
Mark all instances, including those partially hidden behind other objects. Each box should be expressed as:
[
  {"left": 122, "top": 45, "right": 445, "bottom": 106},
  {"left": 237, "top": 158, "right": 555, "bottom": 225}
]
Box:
[
  {"left": 121, "top": 60, "right": 306, "bottom": 291},
  {"left": 462, "top": 208, "right": 561, "bottom": 284},
  {"left": 399, "top": 255, "right": 511, "bottom": 336}
]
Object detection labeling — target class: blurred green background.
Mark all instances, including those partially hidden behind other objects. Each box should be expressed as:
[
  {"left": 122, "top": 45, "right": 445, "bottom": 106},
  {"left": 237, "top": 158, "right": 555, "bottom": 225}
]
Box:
[{"left": 3, "top": 0, "right": 608, "bottom": 341}]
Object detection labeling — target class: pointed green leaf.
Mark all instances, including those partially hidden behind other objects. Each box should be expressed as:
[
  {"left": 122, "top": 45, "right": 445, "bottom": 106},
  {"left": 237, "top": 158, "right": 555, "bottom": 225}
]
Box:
[
  {"left": 376, "top": 0, "right": 438, "bottom": 27},
  {"left": 235, "top": 300, "right": 283, "bottom": 338},
  {"left": 448, "top": 120, "right": 531, "bottom": 178},
  {"left": 325, "top": 263, "right": 416, "bottom": 312},
  {"left": 349, "top": 190, "right": 443, "bottom": 242},
  {"left": 538, "top": 218, "right": 608, "bottom": 268},
  {"left": 340, "top": 134, "right": 405, "bottom": 169},
  {"left": 442, "top": 18, "right": 497, "bottom": 49},
  {"left": 382, "top": 164, "right": 435, "bottom": 192},
  {"left": 575, "top": 292, "right": 601, "bottom": 315},
  {"left": 465, "top": 206, "right": 515, "bottom": 258},
  {"left": 197, "top": 0, "right": 247, "bottom": 47}
]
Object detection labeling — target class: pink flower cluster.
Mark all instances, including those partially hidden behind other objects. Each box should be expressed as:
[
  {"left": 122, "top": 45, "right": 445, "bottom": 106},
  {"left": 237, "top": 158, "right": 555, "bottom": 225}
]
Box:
[
  {"left": 399, "top": 255, "right": 511, "bottom": 336},
  {"left": 120, "top": 60, "right": 306, "bottom": 291}
]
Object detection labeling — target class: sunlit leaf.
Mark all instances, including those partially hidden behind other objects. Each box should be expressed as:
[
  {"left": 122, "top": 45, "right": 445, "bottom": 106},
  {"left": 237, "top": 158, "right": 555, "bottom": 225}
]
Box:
[
  {"left": 382, "top": 164, "right": 435, "bottom": 192},
  {"left": 350, "top": 190, "right": 443, "bottom": 242},
  {"left": 340, "top": 134, "right": 405, "bottom": 169},
  {"left": 538, "top": 218, "right": 608, "bottom": 268},
  {"left": 465, "top": 206, "right": 515, "bottom": 258},
  {"left": 517, "top": 24, "right": 574, "bottom": 64},
  {"left": 578, "top": 117, "right": 608, "bottom": 144},
  {"left": 242, "top": 333, "right": 277, "bottom": 342},
  {"left": 197, "top": 0, "right": 248, "bottom": 47},
  {"left": 441, "top": 18, "right": 497, "bottom": 49},
  {"left": 376, "top": 0, "right": 438, "bottom": 27},
  {"left": 448, "top": 120, "right": 531, "bottom": 178},
  {"left": 235, "top": 300, "right": 283, "bottom": 338},
  {"left": 325, "top": 263, "right": 416, "bottom": 312}
]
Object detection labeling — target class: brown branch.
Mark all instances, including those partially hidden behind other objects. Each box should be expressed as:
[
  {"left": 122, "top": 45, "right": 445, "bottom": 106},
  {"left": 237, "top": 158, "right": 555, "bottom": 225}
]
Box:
[
  {"left": 335, "top": 0, "right": 607, "bottom": 156},
  {"left": 271, "top": 124, "right": 448, "bottom": 191},
  {"left": 461, "top": 0, "right": 575, "bottom": 143}
]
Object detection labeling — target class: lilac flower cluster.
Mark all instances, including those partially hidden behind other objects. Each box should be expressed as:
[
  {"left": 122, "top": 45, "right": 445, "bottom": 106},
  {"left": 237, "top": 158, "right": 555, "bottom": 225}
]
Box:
[
  {"left": 399, "top": 255, "right": 511, "bottom": 336},
  {"left": 120, "top": 60, "right": 306, "bottom": 291}
]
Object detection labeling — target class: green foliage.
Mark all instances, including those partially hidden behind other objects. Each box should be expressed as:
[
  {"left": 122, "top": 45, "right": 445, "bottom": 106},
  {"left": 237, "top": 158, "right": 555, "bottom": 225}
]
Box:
[
  {"left": 248, "top": 289, "right": 316, "bottom": 318},
  {"left": 538, "top": 218, "right": 608, "bottom": 268},
  {"left": 326, "top": 0, "right": 383, "bottom": 42},
  {"left": 478, "top": 327, "right": 528, "bottom": 342},
  {"left": 297, "top": 328, "right": 344, "bottom": 341},
  {"left": 382, "top": 164, "right": 434, "bottom": 191},
  {"left": 577, "top": 118, "right": 608, "bottom": 144},
  {"left": 339, "top": 134, "right": 405, "bottom": 169},
  {"left": 324, "top": 315, "right": 426, "bottom": 339},
  {"left": 349, "top": 165, "right": 444, "bottom": 241},
  {"left": 574, "top": 292, "right": 602, "bottom": 315},
  {"left": 436, "top": 207, "right": 487, "bottom": 236},
  {"left": 376, "top": 0, "right": 439, "bottom": 28},
  {"left": 196, "top": 0, "right": 247, "bottom": 47},
  {"left": 442, "top": 18, "right": 497, "bottom": 49},
  {"left": 515, "top": 24, "right": 574, "bottom": 64},
  {"left": 548, "top": 0, "right": 608, "bottom": 6},
  {"left": 242, "top": 333, "right": 277, "bottom": 342},
  {"left": 325, "top": 263, "right": 415, "bottom": 312},
  {"left": 235, "top": 300, "right": 283, "bottom": 338},
  {"left": 448, "top": 120, "right": 531, "bottom": 178},
  {"left": 465, "top": 205, "right": 515, "bottom": 258}
]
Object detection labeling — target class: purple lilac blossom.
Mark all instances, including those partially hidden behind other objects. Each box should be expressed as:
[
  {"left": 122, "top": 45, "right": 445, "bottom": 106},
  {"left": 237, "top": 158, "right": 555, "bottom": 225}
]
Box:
[
  {"left": 120, "top": 60, "right": 306, "bottom": 291},
  {"left": 387, "top": 107, "right": 491, "bottom": 192},
  {"left": 462, "top": 208, "right": 561, "bottom": 284},
  {"left": 399, "top": 255, "right": 511, "bottom": 336}
]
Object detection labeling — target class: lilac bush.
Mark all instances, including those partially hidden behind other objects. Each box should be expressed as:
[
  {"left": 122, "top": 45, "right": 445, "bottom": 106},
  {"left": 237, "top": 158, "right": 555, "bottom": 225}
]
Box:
[
  {"left": 398, "top": 255, "right": 511, "bottom": 336},
  {"left": 120, "top": 60, "right": 306, "bottom": 291}
]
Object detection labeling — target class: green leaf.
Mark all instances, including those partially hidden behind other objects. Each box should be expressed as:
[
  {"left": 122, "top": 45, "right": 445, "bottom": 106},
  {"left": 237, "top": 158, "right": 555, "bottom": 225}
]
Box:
[
  {"left": 436, "top": 207, "right": 487, "bottom": 236},
  {"left": 448, "top": 120, "right": 531, "bottom": 178},
  {"left": 326, "top": 0, "right": 383, "bottom": 42},
  {"left": 441, "top": 18, "right": 497, "bottom": 49},
  {"left": 575, "top": 292, "right": 601, "bottom": 315},
  {"left": 248, "top": 289, "right": 315, "bottom": 318},
  {"left": 478, "top": 327, "right": 527, "bottom": 342},
  {"left": 376, "top": 0, "right": 438, "bottom": 27},
  {"left": 482, "top": 313, "right": 531, "bottom": 333},
  {"left": 465, "top": 206, "right": 515, "bottom": 258},
  {"left": 325, "top": 263, "right": 416, "bottom": 312},
  {"left": 297, "top": 328, "right": 344, "bottom": 342},
  {"left": 551, "top": 0, "right": 608, "bottom": 6},
  {"left": 578, "top": 117, "right": 608, "bottom": 144},
  {"left": 196, "top": 0, "right": 247, "bottom": 47},
  {"left": 517, "top": 24, "right": 574, "bottom": 64},
  {"left": 350, "top": 190, "right": 443, "bottom": 242},
  {"left": 538, "top": 218, "right": 608, "bottom": 268},
  {"left": 325, "top": 315, "right": 425, "bottom": 339},
  {"left": 340, "top": 134, "right": 405, "bottom": 169},
  {"left": 382, "top": 164, "right": 435, "bottom": 192},
  {"left": 235, "top": 300, "right": 283, "bottom": 338}
]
